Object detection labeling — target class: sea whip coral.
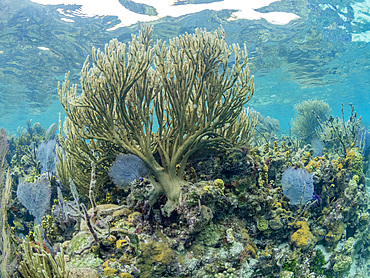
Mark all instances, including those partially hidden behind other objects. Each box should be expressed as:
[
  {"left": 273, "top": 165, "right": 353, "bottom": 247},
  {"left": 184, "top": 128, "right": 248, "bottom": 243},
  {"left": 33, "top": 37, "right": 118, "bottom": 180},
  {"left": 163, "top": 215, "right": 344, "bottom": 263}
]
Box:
[{"left": 58, "top": 26, "right": 255, "bottom": 214}]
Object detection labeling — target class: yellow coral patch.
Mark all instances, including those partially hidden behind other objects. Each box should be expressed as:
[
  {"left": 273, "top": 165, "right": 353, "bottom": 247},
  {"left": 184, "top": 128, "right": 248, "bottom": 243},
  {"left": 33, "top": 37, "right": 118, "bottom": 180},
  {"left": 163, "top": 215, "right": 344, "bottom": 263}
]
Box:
[
  {"left": 305, "top": 156, "right": 325, "bottom": 172},
  {"left": 121, "top": 273, "right": 133, "bottom": 278},
  {"left": 345, "top": 148, "right": 363, "bottom": 176},
  {"left": 202, "top": 185, "right": 212, "bottom": 194},
  {"left": 214, "top": 179, "right": 224, "bottom": 189},
  {"left": 116, "top": 239, "right": 129, "bottom": 249},
  {"left": 102, "top": 260, "right": 110, "bottom": 268},
  {"left": 290, "top": 221, "right": 314, "bottom": 250},
  {"left": 103, "top": 267, "right": 117, "bottom": 277},
  {"left": 331, "top": 159, "right": 343, "bottom": 172}
]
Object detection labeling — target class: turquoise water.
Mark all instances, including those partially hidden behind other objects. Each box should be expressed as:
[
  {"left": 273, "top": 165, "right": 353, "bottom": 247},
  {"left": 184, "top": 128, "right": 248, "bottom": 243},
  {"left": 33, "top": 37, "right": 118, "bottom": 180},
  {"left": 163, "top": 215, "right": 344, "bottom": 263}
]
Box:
[
  {"left": 1, "top": 1, "right": 370, "bottom": 277},
  {"left": 0, "top": 0, "right": 369, "bottom": 132}
]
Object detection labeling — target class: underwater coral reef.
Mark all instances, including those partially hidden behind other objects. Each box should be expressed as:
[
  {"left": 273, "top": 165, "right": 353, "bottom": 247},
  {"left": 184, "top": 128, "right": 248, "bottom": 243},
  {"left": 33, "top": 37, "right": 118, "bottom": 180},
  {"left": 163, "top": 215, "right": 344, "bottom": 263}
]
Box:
[{"left": 1, "top": 27, "right": 370, "bottom": 278}]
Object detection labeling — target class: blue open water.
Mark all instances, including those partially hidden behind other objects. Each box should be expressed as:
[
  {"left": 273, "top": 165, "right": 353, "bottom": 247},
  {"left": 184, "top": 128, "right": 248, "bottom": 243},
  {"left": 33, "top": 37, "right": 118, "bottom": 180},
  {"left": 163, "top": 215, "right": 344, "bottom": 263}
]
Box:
[{"left": 0, "top": 0, "right": 369, "bottom": 132}]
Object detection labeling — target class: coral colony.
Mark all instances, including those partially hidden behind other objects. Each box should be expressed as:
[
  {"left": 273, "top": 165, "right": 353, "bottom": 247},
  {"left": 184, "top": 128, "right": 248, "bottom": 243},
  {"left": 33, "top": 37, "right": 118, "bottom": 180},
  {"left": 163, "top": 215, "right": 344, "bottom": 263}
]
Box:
[{"left": 1, "top": 27, "right": 370, "bottom": 278}]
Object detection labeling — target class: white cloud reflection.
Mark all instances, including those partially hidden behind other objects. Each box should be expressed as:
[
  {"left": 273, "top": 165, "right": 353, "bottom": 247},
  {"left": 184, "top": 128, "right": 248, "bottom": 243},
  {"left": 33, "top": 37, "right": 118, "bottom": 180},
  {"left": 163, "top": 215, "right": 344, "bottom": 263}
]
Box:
[{"left": 31, "top": 0, "right": 300, "bottom": 30}]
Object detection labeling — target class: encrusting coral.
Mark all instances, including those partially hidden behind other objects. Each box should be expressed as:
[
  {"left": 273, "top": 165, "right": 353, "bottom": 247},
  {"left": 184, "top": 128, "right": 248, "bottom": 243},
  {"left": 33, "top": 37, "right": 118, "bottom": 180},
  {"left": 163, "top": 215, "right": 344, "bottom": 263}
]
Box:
[
  {"left": 57, "top": 26, "right": 256, "bottom": 214},
  {"left": 289, "top": 220, "right": 314, "bottom": 250}
]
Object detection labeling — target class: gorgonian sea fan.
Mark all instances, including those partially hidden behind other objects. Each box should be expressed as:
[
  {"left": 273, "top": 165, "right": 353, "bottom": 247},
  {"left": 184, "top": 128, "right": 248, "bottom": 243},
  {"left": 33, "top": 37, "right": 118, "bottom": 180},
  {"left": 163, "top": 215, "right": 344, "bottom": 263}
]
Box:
[
  {"left": 17, "top": 175, "right": 51, "bottom": 225},
  {"left": 109, "top": 154, "right": 148, "bottom": 188},
  {"left": 281, "top": 167, "right": 314, "bottom": 205}
]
